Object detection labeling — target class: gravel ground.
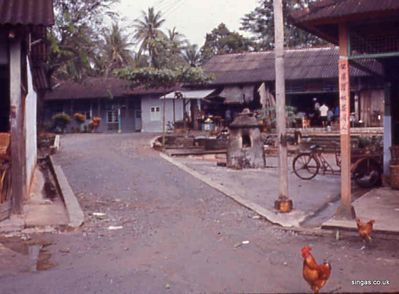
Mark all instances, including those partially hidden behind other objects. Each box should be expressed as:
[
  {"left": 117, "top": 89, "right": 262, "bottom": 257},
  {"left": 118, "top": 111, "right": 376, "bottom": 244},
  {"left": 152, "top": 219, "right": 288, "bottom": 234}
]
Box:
[{"left": 0, "top": 133, "right": 398, "bottom": 294}]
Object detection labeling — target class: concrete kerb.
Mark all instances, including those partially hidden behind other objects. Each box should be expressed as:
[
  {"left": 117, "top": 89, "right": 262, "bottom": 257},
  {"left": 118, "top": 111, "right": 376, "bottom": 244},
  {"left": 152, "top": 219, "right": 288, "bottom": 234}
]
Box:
[
  {"left": 159, "top": 152, "right": 310, "bottom": 228},
  {"left": 50, "top": 134, "right": 61, "bottom": 154},
  {"left": 48, "top": 156, "right": 84, "bottom": 228}
]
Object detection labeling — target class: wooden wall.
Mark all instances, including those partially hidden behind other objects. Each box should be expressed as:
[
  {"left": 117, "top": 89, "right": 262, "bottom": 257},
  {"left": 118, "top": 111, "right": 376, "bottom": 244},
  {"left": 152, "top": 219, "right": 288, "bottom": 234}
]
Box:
[{"left": 359, "top": 89, "right": 384, "bottom": 127}]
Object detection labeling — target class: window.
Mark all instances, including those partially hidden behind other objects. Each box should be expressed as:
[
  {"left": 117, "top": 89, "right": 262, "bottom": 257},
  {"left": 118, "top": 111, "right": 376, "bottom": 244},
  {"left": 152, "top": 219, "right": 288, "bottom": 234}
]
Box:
[
  {"left": 107, "top": 110, "right": 119, "bottom": 123},
  {"left": 150, "top": 106, "right": 161, "bottom": 121},
  {"left": 107, "top": 110, "right": 119, "bottom": 131}
]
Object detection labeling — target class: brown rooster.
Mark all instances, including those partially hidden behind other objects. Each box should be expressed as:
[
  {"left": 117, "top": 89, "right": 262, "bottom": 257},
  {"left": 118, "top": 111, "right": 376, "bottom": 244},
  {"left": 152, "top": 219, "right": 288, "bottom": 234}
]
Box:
[
  {"left": 301, "top": 246, "right": 331, "bottom": 294},
  {"left": 356, "top": 218, "right": 375, "bottom": 242}
]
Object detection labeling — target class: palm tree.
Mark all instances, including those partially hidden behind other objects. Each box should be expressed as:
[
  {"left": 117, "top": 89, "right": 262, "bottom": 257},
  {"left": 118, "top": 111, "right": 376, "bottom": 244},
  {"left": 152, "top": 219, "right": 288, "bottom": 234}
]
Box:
[
  {"left": 102, "top": 23, "right": 133, "bottom": 75},
  {"left": 133, "top": 7, "right": 165, "bottom": 67},
  {"left": 182, "top": 43, "right": 201, "bottom": 67},
  {"left": 167, "top": 27, "right": 186, "bottom": 55}
]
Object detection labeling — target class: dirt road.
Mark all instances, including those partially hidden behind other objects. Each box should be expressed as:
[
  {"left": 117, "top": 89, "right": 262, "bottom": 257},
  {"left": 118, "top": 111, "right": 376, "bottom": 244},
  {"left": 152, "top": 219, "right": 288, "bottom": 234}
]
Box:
[{"left": 1, "top": 133, "right": 398, "bottom": 293}]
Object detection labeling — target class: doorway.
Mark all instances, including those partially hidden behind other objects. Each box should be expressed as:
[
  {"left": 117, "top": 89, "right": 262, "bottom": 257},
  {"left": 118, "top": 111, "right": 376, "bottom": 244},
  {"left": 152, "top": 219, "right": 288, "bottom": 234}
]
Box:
[{"left": 0, "top": 65, "right": 10, "bottom": 132}]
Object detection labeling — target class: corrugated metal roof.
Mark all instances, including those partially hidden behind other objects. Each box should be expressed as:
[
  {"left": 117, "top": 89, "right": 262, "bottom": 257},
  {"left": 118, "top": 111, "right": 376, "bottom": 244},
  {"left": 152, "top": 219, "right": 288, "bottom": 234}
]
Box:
[
  {"left": 162, "top": 89, "right": 216, "bottom": 99},
  {"left": 203, "top": 47, "right": 369, "bottom": 85},
  {"left": 0, "top": 0, "right": 54, "bottom": 26},
  {"left": 45, "top": 78, "right": 178, "bottom": 101},
  {"left": 291, "top": 0, "right": 399, "bottom": 24}
]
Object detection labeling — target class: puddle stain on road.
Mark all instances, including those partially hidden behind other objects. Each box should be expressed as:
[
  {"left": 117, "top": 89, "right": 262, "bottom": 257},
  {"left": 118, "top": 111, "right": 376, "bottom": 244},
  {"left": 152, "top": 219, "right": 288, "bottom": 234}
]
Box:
[{"left": 0, "top": 236, "right": 55, "bottom": 272}]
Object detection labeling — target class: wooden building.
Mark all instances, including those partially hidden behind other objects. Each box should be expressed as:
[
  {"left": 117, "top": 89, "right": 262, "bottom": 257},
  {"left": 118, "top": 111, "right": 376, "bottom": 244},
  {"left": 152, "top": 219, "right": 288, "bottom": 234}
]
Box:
[
  {"left": 291, "top": 0, "right": 399, "bottom": 219},
  {"left": 202, "top": 47, "right": 384, "bottom": 127},
  {"left": 0, "top": 0, "right": 54, "bottom": 217}
]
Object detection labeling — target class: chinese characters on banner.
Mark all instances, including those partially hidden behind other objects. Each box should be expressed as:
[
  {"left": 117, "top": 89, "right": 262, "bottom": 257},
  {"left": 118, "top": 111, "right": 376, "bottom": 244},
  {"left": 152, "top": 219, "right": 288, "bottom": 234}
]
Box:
[{"left": 338, "top": 59, "right": 350, "bottom": 134}]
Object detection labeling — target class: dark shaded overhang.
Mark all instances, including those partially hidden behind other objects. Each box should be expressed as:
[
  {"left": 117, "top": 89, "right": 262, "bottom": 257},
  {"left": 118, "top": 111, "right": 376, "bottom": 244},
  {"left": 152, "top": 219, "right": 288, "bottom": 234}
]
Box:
[{"left": 290, "top": 0, "right": 399, "bottom": 45}]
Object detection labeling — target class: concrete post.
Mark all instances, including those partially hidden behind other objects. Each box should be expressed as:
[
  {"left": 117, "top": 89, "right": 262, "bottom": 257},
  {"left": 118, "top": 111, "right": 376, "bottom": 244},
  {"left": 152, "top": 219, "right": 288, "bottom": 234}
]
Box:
[{"left": 273, "top": 0, "right": 290, "bottom": 205}]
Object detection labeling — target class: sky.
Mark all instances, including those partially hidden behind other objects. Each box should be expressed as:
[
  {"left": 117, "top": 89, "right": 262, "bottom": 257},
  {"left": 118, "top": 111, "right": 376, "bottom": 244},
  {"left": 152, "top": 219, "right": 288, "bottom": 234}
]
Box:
[{"left": 115, "top": 0, "right": 259, "bottom": 47}]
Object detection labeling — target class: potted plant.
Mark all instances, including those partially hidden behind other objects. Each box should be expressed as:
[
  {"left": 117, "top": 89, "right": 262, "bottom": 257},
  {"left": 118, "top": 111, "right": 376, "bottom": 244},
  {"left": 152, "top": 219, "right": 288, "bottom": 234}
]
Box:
[
  {"left": 90, "top": 116, "right": 102, "bottom": 133},
  {"left": 52, "top": 112, "right": 71, "bottom": 133},
  {"left": 73, "top": 112, "right": 86, "bottom": 132}
]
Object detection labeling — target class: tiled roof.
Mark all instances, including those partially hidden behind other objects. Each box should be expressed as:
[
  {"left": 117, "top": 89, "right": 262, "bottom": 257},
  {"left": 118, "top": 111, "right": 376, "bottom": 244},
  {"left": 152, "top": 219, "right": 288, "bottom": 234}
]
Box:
[
  {"left": 203, "top": 47, "right": 370, "bottom": 85},
  {"left": 0, "top": 0, "right": 54, "bottom": 26},
  {"left": 45, "top": 77, "right": 178, "bottom": 101}
]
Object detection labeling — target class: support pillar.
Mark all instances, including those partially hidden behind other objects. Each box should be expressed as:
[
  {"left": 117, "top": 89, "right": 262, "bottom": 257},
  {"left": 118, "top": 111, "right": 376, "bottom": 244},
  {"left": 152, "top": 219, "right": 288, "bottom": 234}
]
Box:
[
  {"left": 9, "top": 37, "right": 25, "bottom": 214},
  {"left": 336, "top": 23, "right": 355, "bottom": 219},
  {"left": 273, "top": 0, "right": 292, "bottom": 213},
  {"left": 117, "top": 106, "right": 122, "bottom": 133},
  {"left": 383, "top": 82, "right": 392, "bottom": 176}
]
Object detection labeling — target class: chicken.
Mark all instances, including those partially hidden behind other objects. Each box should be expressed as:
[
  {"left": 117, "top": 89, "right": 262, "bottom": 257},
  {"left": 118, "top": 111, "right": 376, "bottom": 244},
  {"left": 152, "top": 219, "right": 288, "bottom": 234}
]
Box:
[
  {"left": 356, "top": 218, "right": 375, "bottom": 242},
  {"left": 301, "top": 246, "right": 331, "bottom": 294}
]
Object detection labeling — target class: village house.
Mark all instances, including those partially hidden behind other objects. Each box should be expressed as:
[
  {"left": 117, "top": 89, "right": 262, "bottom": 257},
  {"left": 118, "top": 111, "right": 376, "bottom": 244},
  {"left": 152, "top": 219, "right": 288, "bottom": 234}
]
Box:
[
  {"left": 44, "top": 47, "right": 385, "bottom": 134},
  {"left": 200, "top": 47, "right": 384, "bottom": 128},
  {"left": 0, "top": 0, "right": 54, "bottom": 219},
  {"left": 44, "top": 77, "right": 181, "bottom": 133}
]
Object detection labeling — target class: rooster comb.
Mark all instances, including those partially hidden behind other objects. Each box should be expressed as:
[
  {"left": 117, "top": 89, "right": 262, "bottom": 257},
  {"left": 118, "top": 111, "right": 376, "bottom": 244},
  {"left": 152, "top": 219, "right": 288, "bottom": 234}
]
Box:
[{"left": 301, "top": 246, "right": 312, "bottom": 254}]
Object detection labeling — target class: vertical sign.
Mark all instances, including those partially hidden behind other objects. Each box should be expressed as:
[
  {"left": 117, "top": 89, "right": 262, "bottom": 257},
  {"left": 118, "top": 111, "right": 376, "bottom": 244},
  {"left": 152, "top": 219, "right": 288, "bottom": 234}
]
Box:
[{"left": 338, "top": 59, "right": 350, "bottom": 134}]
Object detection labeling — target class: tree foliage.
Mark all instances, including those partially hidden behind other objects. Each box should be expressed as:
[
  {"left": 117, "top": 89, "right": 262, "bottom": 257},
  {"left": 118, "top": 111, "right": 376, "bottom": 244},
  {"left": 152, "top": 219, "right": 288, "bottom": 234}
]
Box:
[
  {"left": 49, "top": 0, "right": 119, "bottom": 80},
  {"left": 182, "top": 43, "right": 201, "bottom": 67},
  {"left": 240, "top": 0, "right": 325, "bottom": 50},
  {"left": 95, "top": 23, "right": 134, "bottom": 76},
  {"left": 132, "top": 7, "right": 166, "bottom": 67},
  {"left": 200, "top": 23, "right": 255, "bottom": 63},
  {"left": 116, "top": 66, "right": 213, "bottom": 88}
]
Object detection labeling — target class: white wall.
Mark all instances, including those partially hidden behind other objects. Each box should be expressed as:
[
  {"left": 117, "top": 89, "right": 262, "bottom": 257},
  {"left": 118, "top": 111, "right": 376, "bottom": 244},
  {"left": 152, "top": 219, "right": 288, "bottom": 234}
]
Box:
[
  {"left": 141, "top": 95, "right": 184, "bottom": 132},
  {"left": 25, "top": 58, "right": 37, "bottom": 188}
]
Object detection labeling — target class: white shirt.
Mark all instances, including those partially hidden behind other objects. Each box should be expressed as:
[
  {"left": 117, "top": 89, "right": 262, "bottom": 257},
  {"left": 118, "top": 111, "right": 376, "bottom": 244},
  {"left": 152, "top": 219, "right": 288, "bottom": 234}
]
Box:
[{"left": 319, "top": 104, "right": 329, "bottom": 117}]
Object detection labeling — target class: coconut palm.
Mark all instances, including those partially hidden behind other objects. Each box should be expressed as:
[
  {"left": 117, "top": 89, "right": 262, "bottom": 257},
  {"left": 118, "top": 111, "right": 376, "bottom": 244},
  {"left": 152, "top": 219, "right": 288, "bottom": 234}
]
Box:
[
  {"left": 182, "top": 43, "right": 201, "bottom": 67},
  {"left": 167, "top": 27, "right": 186, "bottom": 55},
  {"left": 133, "top": 7, "right": 166, "bottom": 67},
  {"left": 102, "top": 23, "right": 133, "bottom": 75}
]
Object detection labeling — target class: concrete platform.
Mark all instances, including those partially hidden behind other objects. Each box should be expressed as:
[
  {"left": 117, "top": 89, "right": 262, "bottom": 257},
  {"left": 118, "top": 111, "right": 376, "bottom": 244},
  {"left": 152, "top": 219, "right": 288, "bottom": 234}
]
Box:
[
  {"left": 322, "top": 187, "right": 399, "bottom": 233},
  {"left": 160, "top": 153, "right": 342, "bottom": 228}
]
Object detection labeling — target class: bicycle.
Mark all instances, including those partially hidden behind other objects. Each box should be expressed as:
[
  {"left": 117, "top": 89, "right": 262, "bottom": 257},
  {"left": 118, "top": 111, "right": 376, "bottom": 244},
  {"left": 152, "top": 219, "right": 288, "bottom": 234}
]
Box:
[
  {"left": 293, "top": 144, "right": 340, "bottom": 180},
  {"left": 292, "top": 143, "right": 382, "bottom": 188}
]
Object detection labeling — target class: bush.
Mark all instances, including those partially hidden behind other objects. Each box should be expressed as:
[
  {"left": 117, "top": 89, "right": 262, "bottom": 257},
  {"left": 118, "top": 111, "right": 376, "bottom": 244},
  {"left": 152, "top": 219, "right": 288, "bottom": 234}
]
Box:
[
  {"left": 73, "top": 112, "right": 86, "bottom": 124},
  {"left": 90, "top": 116, "right": 102, "bottom": 132},
  {"left": 52, "top": 112, "right": 71, "bottom": 133}
]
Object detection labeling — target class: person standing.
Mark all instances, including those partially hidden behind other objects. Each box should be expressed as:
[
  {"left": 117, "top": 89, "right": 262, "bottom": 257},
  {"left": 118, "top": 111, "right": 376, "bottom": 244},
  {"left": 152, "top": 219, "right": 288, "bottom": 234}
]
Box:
[{"left": 319, "top": 103, "right": 329, "bottom": 127}]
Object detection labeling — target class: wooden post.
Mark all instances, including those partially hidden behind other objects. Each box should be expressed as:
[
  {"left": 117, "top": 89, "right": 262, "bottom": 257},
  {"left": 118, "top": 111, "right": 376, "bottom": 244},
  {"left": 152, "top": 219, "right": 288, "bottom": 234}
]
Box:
[
  {"left": 9, "top": 37, "right": 24, "bottom": 214},
  {"left": 336, "top": 23, "right": 355, "bottom": 219},
  {"left": 273, "top": 0, "right": 292, "bottom": 211}
]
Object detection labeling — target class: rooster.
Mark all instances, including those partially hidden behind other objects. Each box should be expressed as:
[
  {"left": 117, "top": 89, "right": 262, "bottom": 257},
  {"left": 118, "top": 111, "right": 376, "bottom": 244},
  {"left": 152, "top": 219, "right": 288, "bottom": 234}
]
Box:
[
  {"left": 356, "top": 218, "right": 375, "bottom": 242},
  {"left": 301, "top": 246, "right": 331, "bottom": 294}
]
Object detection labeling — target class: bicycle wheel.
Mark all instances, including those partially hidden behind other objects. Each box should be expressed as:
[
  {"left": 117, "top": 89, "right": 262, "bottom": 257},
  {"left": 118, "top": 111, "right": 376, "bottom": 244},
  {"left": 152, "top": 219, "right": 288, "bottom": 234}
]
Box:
[
  {"left": 293, "top": 153, "right": 320, "bottom": 180},
  {"left": 353, "top": 158, "right": 381, "bottom": 188}
]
